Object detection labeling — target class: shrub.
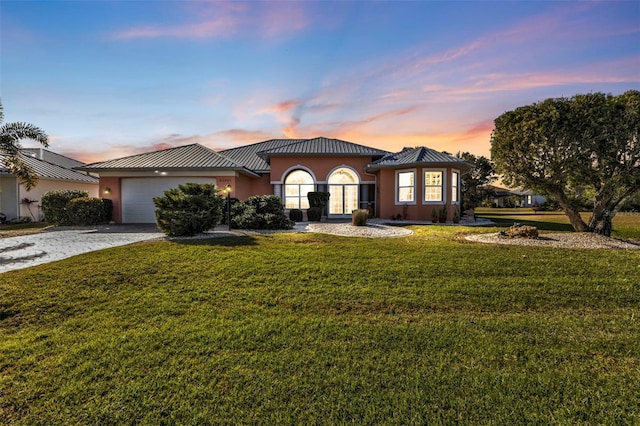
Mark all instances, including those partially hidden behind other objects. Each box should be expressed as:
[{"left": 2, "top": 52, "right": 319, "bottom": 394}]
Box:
[
  {"left": 307, "top": 207, "right": 322, "bottom": 222},
  {"left": 153, "top": 183, "right": 224, "bottom": 237},
  {"left": 219, "top": 197, "right": 240, "bottom": 225},
  {"left": 438, "top": 205, "right": 447, "bottom": 223},
  {"left": 41, "top": 190, "right": 89, "bottom": 225},
  {"left": 289, "top": 209, "right": 303, "bottom": 222},
  {"left": 307, "top": 192, "right": 330, "bottom": 209},
  {"left": 66, "top": 197, "right": 113, "bottom": 226},
  {"left": 230, "top": 195, "right": 293, "bottom": 230},
  {"left": 352, "top": 209, "right": 368, "bottom": 226}
]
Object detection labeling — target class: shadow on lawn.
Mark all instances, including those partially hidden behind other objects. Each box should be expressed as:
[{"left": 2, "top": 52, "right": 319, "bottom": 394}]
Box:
[
  {"left": 476, "top": 213, "right": 574, "bottom": 232},
  {"left": 171, "top": 234, "right": 259, "bottom": 247}
]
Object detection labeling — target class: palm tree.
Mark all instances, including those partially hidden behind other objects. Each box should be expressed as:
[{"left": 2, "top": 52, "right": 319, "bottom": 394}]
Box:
[{"left": 0, "top": 100, "right": 48, "bottom": 190}]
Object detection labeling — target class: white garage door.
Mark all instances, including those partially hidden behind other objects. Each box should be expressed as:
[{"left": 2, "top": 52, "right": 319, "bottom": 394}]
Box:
[{"left": 121, "top": 177, "right": 216, "bottom": 223}]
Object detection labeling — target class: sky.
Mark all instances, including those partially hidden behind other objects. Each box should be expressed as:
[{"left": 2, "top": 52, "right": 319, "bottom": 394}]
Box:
[{"left": 1, "top": 0, "right": 639, "bottom": 164}]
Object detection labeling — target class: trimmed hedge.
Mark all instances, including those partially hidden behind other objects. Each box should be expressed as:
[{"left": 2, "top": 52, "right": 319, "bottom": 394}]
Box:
[
  {"left": 231, "top": 195, "right": 294, "bottom": 230},
  {"left": 307, "top": 192, "right": 330, "bottom": 209},
  {"left": 289, "top": 209, "right": 303, "bottom": 222},
  {"left": 307, "top": 207, "right": 322, "bottom": 222},
  {"left": 41, "top": 190, "right": 89, "bottom": 225},
  {"left": 66, "top": 197, "right": 113, "bottom": 226},
  {"left": 153, "top": 183, "right": 224, "bottom": 237}
]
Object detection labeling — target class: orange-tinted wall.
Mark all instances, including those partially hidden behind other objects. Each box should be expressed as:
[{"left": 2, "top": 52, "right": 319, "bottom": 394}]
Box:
[
  {"left": 269, "top": 155, "right": 376, "bottom": 183},
  {"left": 377, "top": 166, "right": 460, "bottom": 221},
  {"left": 248, "top": 174, "right": 274, "bottom": 197}
]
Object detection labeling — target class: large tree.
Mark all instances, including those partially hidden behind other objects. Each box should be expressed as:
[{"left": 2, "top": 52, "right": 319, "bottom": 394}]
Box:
[
  {"left": 455, "top": 152, "right": 497, "bottom": 210},
  {"left": 0, "top": 100, "right": 49, "bottom": 190},
  {"left": 490, "top": 90, "right": 640, "bottom": 236}
]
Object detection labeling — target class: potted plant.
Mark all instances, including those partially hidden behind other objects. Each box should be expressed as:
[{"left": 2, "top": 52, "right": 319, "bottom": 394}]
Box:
[
  {"left": 431, "top": 208, "right": 438, "bottom": 223},
  {"left": 452, "top": 207, "right": 460, "bottom": 224},
  {"left": 307, "top": 192, "right": 330, "bottom": 222}
]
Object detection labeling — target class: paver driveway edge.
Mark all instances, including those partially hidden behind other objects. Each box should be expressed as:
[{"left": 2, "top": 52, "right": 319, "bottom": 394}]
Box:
[{"left": 0, "top": 227, "right": 164, "bottom": 274}]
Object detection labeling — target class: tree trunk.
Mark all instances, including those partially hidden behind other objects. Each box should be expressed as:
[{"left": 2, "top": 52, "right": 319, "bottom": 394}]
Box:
[
  {"left": 553, "top": 191, "right": 589, "bottom": 233},
  {"left": 589, "top": 214, "right": 613, "bottom": 236}
]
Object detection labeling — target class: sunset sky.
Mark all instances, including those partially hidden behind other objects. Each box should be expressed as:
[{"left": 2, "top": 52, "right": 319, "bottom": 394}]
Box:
[{"left": 2, "top": 1, "right": 639, "bottom": 164}]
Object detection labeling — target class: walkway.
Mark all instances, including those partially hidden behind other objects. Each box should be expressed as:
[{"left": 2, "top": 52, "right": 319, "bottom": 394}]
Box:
[{"left": 0, "top": 225, "right": 164, "bottom": 274}]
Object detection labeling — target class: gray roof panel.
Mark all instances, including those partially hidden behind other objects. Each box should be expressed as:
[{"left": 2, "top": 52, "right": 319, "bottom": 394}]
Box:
[
  {"left": 219, "top": 139, "right": 298, "bottom": 172},
  {"left": 0, "top": 154, "right": 98, "bottom": 184},
  {"left": 258, "top": 137, "right": 389, "bottom": 158},
  {"left": 368, "top": 147, "right": 472, "bottom": 170},
  {"left": 79, "top": 144, "right": 255, "bottom": 175}
]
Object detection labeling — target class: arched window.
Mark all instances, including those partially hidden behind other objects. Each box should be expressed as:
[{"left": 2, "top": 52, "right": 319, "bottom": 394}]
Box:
[
  {"left": 284, "top": 170, "right": 314, "bottom": 209},
  {"left": 328, "top": 167, "right": 359, "bottom": 215}
]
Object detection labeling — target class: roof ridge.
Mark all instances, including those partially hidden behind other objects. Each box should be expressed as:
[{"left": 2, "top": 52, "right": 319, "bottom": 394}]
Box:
[
  {"left": 21, "top": 147, "right": 87, "bottom": 165},
  {"left": 0, "top": 153, "right": 99, "bottom": 183},
  {"left": 220, "top": 138, "right": 302, "bottom": 153},
  {"left": 82, "top": 143, "right": 205, "bottom": 167}
]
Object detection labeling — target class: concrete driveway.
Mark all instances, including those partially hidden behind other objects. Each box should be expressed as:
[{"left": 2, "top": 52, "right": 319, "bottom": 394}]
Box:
[{"left": 0, "top": 224, "right": 164, "bottom": 274}]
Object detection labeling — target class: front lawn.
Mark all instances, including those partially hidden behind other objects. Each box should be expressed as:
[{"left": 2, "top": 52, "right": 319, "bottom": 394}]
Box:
[
  {"left": 1, "top": 223, "right": 639, "bottom": 424},
  {"left": 476, "top": 207, "right": 640, "bottom": 240}
]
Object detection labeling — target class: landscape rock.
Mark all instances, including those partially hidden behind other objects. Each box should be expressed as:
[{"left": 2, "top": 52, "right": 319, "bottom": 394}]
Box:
[{"left": 505, "top": 224, "right": 539, "bottom": 239}]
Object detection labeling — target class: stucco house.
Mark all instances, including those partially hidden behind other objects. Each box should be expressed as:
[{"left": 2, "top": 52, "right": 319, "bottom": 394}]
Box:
[
  {"left": 79, "top": 137, "right": 472, "bottom": 224},
  {"left": 483, "top": 184, "right": 546, "bottom": 208},
  {"left": 0, "top": 149, "right": 99, "bottom": 222}
]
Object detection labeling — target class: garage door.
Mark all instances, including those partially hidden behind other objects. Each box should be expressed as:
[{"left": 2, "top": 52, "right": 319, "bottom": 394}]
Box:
[{"left": 121, "top": 177, "right": 216, "bottom": 223}]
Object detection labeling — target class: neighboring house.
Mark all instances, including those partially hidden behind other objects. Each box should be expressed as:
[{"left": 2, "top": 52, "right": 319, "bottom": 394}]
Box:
[
  {"left": 78, "top": 137, "right": 472, "bottom": 224},
  {"left": 22, "top": 148, "right": 87, "bottom": 171},
  {"left": 483, "top": 184, "right": 546, "bottom": 208},
  {"left": 0, "top": 150, "right": 99, "bottom": 222},
  {"left": 510, "top": 188, "right": 546, "bottom": 208}
]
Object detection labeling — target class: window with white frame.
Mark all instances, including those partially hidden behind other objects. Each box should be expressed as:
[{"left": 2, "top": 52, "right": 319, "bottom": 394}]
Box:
[
  {"left": 396, "top": 170, "right": 416, "bottom": 203},
  {"left": 284, "top": 170, "right": 314, "bottom": 209},
  {"left": 424, "top": 170, "right": 444, "bottom": 202},
  {"left": 451, "top": 171, "right": 460, "bottom": 203}
]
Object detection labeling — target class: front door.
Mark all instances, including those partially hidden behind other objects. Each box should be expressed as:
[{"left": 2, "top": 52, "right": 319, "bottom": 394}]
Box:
[
  {"left": 328, "top": 168, "right": 360, "bottom": 216},
  {"left": 329, "top": 184, "right": 358, "bottom": 215}
]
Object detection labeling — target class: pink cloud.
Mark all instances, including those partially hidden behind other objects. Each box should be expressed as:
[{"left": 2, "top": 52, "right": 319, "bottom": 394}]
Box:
[
  {"left": 114, "top": 19, "right": 238, "bottom": 40},
  {"left": 259, "top": 3, "right": 309, "bottom": 39},
  {"left": 259, "top": 99, "right": 300, "bottom": 114},
  {"left": 111, "top": 1, "right": 309, "bottom": 40}
]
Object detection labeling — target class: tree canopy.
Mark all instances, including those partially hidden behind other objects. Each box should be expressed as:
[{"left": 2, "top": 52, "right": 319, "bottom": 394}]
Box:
[
  {"left": 455, "top": 152, "right": 497, "bottom": 210},
  {"left": 0, "top": 100, "right": 49, "bottom": 190},
  {"left": 490, "top": 90, "right": 640, "bottom": 236}
]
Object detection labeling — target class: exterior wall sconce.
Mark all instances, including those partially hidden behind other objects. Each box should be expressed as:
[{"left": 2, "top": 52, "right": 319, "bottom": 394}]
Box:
[
  {"left": 103, "top": 187, "right": 111, "bottom": 195},
  {"left": 223, "top": 184, "right": 232, "bottom": 230}
]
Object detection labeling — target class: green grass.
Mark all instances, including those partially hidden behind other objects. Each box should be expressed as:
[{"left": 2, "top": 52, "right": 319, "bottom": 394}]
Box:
[
  {"left": 0, "top": 222, "right": 49, "bottom": 235},
  {"left": 476, "top": 208, "right": 640, "bottom": 240},
  {"left": 1, "top": 218, "right": 639, "bottom": 424}
]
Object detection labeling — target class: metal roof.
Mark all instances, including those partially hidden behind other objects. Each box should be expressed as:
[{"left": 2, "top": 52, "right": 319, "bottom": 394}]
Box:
[
  {"left": 219, "top": 139, "right": 297, "bottom": 172},
  {"left": 78, "top": 144, "right": 257, "bottom": 176},
  {"left": 220, "top": 137, "right": 389, "bottom": 171},
  {"left": 21, "top": 148, "right": 86, "bottom": 169},
  {"left": 367, "top": 147, "right": 472, "bottom": 170},
  {"left": 0, "top": 154, "right": 98, "bottom": 184},
  {"left": 258, "top": 137, "right": 389, "bottom": 158}
]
